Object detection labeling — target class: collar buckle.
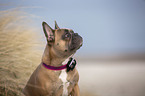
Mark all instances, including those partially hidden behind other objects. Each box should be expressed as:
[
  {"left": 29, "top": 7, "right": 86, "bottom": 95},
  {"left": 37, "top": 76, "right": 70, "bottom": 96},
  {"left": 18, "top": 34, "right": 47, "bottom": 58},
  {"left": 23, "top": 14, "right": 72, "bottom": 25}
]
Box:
[{"left": 66, "top": 58, "right": 77, "bottom": 72}]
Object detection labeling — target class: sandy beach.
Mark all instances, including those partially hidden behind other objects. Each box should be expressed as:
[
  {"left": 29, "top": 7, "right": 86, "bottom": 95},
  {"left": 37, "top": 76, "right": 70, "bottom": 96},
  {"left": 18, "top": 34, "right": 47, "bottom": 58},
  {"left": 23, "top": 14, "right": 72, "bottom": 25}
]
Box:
[{"left": 78, "top": 60, "right": 145, "bottom": 96}]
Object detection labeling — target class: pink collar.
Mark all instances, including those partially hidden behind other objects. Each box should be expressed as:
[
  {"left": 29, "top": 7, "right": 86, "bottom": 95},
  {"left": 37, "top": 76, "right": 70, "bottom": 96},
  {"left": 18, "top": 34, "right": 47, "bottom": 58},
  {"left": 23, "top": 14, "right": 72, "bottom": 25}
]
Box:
[
  {"left": 42, "top": 58, "right": 76, "bottom": 71},
  {"left": 42, "top": 63, "right": 67, "bottom": 71}
]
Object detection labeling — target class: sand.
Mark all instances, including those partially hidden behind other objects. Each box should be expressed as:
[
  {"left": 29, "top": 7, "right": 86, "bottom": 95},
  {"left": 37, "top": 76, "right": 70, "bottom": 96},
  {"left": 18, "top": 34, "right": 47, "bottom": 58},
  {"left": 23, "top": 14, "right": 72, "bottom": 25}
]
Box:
[{"left": 78, "top": 60, "right": 145, "bottom": 96}]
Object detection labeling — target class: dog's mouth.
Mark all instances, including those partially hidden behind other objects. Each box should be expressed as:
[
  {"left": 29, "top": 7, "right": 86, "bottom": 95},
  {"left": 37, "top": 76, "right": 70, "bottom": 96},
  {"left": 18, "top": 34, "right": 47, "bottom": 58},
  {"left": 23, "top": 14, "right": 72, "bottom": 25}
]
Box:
[
  {"left": 69, "top": 34, "right": 83, "bottom": 51},
  {"left": 77, "top": 41, "right": 83, "bottom": 49}
]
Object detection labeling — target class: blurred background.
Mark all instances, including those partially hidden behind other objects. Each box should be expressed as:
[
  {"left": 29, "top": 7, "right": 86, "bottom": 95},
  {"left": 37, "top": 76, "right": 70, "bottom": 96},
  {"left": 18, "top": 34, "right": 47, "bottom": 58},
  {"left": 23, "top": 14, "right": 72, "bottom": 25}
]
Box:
[{"left": 0, "top": 0, "right": 145, "bottom": 96}]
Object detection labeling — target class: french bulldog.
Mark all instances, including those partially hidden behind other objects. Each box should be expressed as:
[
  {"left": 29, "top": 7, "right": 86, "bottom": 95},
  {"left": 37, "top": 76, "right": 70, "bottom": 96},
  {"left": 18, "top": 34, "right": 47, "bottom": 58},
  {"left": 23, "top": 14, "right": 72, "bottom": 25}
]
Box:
[{"left": 23, "top": 21, "right": 83, "bottom": 96}]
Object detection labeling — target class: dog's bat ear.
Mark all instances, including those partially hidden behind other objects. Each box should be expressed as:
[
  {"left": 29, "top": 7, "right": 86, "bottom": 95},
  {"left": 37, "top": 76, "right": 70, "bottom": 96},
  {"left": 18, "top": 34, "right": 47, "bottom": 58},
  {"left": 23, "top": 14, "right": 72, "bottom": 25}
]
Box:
[
  {"left": 55, "top": 21, "right": 60, "bottom": 29},
  {"left": 42, "top": 22, "right": 54, "bottom": 45}
]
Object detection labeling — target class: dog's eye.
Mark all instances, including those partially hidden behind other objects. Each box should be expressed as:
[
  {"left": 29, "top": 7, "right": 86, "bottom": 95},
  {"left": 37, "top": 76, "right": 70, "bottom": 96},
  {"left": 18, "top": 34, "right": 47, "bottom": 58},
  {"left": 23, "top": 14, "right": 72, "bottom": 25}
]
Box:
[
  {"left": 65, "top": 33, "right": 70, "bottom": 38},
  {"left": 62, "top": 32, "right": 71, "bottom": 40}
]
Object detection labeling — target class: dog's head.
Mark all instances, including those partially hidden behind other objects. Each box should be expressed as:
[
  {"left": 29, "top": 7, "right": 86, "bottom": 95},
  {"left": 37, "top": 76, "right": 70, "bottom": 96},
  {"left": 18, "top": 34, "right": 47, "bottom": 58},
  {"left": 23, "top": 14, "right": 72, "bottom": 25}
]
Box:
[{"left": 42, "top": 21, "right": 83, "bottom": 58}]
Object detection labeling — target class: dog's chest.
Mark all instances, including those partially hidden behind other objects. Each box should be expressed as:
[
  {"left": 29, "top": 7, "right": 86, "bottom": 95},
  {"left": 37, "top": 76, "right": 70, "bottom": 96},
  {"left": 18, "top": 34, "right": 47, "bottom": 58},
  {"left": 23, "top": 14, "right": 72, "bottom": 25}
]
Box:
[{"left": 59, "top": 70, "right": 69, "bottom": 96}]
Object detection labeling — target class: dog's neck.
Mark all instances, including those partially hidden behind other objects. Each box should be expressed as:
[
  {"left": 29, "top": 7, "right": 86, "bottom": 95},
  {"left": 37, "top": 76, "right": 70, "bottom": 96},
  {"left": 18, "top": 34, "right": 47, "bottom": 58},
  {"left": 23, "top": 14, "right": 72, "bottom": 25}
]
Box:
[{"left": 42, "top": 45, "right": 67, "bottom": 67}]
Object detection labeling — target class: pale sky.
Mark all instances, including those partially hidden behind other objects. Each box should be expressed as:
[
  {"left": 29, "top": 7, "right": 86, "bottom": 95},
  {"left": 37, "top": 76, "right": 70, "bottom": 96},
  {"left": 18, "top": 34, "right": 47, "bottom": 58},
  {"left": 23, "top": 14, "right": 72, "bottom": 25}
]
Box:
[{"left": 1, "top": 0, "right": 145, "bottom": 55}]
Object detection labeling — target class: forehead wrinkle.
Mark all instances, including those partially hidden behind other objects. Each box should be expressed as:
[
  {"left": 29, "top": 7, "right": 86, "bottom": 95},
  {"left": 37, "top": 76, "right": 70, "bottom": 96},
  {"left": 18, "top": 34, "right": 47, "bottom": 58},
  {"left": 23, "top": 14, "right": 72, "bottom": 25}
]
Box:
[
  {"left": 56, "top": 28, "right": 73, "bottom": 33},
  {"left": 61, "top": 28, "right": 72, "bottom": 31}
]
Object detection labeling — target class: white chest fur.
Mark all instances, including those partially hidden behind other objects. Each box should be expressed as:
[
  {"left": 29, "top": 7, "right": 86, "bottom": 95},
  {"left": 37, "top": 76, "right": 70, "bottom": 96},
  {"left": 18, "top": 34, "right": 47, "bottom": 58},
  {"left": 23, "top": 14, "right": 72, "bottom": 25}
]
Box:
[{"left": 59, "top": 70, "right": 70, "bottom": 96}]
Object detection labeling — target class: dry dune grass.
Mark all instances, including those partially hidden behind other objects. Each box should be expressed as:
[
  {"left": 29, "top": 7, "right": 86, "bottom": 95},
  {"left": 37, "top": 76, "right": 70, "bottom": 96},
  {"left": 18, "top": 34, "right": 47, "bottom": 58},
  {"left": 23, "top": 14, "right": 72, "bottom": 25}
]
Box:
[{"left": 0, "top": 9, "right": 45, "bottom": 96}]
